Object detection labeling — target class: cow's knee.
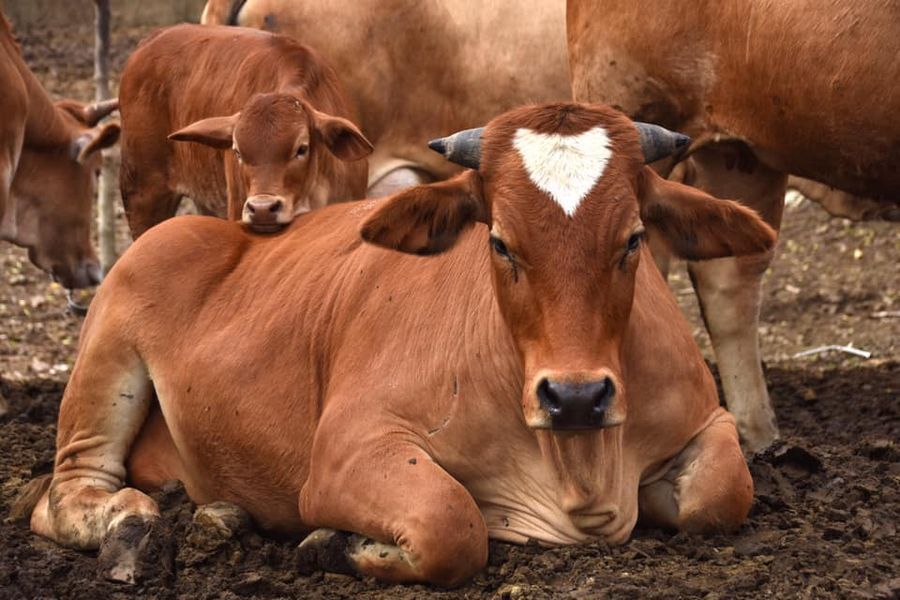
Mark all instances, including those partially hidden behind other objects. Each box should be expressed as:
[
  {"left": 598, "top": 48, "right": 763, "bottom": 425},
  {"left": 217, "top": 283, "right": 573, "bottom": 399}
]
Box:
[
  {"left": 640, "top": 409, "right": 753, "bottom": 534},
  {"left": 397, "top": 509, "right": 488, "bottom": 587}
]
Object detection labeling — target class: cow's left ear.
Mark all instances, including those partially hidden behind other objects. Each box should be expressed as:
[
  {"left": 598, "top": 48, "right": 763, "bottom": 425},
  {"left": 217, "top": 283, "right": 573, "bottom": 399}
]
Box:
[
  {"left": 73, "top": 122, "right": 121, "bottom": 164},
  {"left": 168, "top": 114, "right": 238, "bottom": 149},
  {"left": 361, "top": 170, "right": 487, "bottom": 255},
  {"left": 637, "top": 167, "right": 776, "bottom": 260},
  {"left": 311, "top": 110, "right": 373, "bottom": 162}
]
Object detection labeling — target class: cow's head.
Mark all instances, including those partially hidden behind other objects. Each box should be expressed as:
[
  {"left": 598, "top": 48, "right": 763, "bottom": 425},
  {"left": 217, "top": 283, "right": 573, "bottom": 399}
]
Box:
[
  {"left": 3, "top": 99, "right": 119, "bottom": 289},
  {"left": 168, "top": 93, "right": 372, "bottom": 233},
  {"left": 361, "top": 103, "right": 775, "bottom": 432}
]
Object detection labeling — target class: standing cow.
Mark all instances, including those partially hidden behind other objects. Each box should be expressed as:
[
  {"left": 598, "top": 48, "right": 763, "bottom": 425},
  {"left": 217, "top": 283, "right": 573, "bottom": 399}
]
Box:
[
  {"left": 568, "top": 0, "right": 900, "bottom": 452},
  {"left": 1, "top": 13, "right": 118, "bottom": 289},
  {"left": 200, "top": 0, "right": 571, "bottom": 197},
  {"left": 118, "top": 24, "right": 372, "bottom": 237},
  {"left": 29, "top": 103, "right": 771, "bottom": 586}
]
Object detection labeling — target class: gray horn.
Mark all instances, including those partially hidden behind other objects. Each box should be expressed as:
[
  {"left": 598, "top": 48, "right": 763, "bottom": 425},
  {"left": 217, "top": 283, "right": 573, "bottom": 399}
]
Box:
[
  {"left": 635, "top": 122, "right": 690, "bottom": 163},
  {"left": 84, "top": 99, "right": 120, "bottom": 126},
  {"left": 427, "top": 127, "right": 484, "bottom": 169}
]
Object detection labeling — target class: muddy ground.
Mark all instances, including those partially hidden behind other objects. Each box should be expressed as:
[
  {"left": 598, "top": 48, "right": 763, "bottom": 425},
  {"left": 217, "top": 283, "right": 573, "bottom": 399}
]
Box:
[{"left": 1, "top": 17, "right": 898, "bottom": 600}]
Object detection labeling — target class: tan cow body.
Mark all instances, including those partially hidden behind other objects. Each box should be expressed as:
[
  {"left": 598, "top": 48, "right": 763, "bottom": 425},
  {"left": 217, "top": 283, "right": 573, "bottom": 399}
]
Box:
[
  {"left": 200, "top": 0, "right": 571, "bottom": 196},
  {"left": 0, "top": 13, "right": 119, "bottom": 288},
  {"left": 568, "top": 0, "right": 900, "bottom": 452},
  {"left": 118, "top": 24, "right": 371, "bottom": 237},
  {"left": 31, "top": 104, "right": 769, "bottom": 586}
]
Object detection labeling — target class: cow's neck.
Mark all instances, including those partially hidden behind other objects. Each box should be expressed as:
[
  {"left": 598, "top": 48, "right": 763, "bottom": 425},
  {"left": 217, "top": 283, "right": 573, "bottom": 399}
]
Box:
[{"left": 3, "top": 28, "right": 72, "bottom": 149}]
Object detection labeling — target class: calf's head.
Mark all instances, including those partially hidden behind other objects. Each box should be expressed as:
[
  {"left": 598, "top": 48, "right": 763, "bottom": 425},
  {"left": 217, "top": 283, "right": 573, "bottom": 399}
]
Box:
[
  {"left": 169, "top": 93, "right": 372, "bottom": 232},
  {"left": 361, "top": 103, "right": 775, "bottom": 432},
  {"left": 3, "top": 99, "right": 119, "bottom": 289}
]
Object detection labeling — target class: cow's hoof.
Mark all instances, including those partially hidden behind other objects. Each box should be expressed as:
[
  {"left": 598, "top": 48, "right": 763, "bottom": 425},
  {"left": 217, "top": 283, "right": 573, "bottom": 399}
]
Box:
[
  {"left": 97, "top": 515, "right": 167, "bottom": 584},
  {"left": 296, "top": 528, "right": 356, "bottom": 576},
  {"left": 193, "top": 501, "right": 250, "bottom": 539}
]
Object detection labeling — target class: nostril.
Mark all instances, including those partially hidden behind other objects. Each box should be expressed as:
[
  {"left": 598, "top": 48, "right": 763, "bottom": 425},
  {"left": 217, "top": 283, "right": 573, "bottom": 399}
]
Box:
[
  {"left": 247, "top": 202, "right": 256, "bottom": 214},
  {"left": 591, "top": 377, "right": 615, "bottom": 412},
  {"left": 270, "top": 200, "right": 283, "bottom": 214},
  {"left": 537, "top": 378, "right": 561, "bottom": 414}
]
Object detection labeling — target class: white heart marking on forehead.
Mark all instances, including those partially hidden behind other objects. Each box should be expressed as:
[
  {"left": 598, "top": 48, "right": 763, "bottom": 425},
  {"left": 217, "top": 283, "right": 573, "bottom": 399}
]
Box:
[{"left": 512, "top": 126, "right": 612, "bottom": 218}]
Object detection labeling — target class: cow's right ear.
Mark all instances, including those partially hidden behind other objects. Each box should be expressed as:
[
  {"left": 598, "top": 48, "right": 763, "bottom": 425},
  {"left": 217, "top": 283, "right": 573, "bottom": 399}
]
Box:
[
  {"left": 168, "top": 114, "right": 239, "bottom": 149},
  {"left": 636, "top": 167, "right": 776, "bottom": 260},
  {"left": 361, "top": 170, "right": 487, "bottom": 255}
]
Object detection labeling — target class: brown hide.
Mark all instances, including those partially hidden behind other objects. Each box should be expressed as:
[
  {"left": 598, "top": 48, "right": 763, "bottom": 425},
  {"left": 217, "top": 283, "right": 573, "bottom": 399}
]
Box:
[
  {"left": 0, "top": 13, "right": 118, "bottom": 288},
  {"left": 567, "top": 0, "right": 900, "bottom": 202},
  {"left": 200, "top": 0, "right": 571, "bottom": 194},
  {"left": 35, "top": 104, "right": 764, "bottom": 586},
  {"left": 117, "top": 24, "right": 370, "bottom": 237}
]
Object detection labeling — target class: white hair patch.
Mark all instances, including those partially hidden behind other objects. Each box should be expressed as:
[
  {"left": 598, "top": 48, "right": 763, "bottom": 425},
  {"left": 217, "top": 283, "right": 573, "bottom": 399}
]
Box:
[{"left": 512, "top": 126, "right": 612, "bottom": 217}]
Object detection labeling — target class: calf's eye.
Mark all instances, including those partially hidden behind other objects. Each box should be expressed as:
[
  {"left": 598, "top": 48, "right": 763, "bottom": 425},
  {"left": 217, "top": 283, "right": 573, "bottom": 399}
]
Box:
[
  {"left": 296, "top": 145, "right": 309, "bottom": 158},
  {"left": 233, "top": 149, "right": 242, "bottom": 161}
]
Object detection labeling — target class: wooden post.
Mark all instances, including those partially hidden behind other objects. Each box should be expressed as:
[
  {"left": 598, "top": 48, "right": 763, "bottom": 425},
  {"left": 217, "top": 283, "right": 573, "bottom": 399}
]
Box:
[{"left": 94, "top": 0, "right": 117, "bottom": 272}]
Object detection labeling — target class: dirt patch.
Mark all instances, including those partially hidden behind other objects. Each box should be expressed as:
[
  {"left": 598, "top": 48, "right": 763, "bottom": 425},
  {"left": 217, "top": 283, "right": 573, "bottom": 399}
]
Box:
[{"left": 1, "top": 16, "right": 898, "bottom": 600}]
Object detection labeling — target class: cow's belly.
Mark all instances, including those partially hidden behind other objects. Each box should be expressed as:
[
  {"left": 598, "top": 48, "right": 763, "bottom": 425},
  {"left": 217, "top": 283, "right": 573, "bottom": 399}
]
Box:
[{"left": 129, "top": 376, "right": 314, "bottom": 534}]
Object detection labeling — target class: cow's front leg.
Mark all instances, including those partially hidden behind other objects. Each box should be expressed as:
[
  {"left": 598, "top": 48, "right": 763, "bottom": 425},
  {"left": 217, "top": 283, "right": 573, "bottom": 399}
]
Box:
[
  {"left": 638, "top": 408, "right": 753, "bottom": 533},
  {"left": 299, "top": 426, "right": 488, "bottom": 587},
  {"left": 682, "top": 145, "right": 787, "bottom": 453},
  {"left": 30, "top": 333, "right": 160, "bottom": 583}
]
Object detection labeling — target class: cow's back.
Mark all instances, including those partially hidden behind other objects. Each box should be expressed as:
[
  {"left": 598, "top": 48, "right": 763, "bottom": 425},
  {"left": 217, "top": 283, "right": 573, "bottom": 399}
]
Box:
[
  {"left": 118, "top": 24, "right": 361, "bottom": 216},
  {"left": 568, "top": 0, "right": 900, "bottom": 198}
]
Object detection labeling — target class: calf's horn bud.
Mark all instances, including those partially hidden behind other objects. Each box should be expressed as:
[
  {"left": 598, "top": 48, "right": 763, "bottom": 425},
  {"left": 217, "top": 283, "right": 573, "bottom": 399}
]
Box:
[
  {"left": 635, "top": 122, "right": 690, "bottom": 163},
  {"left": 428, "top": 127, "right": 484, "bottom": 169}
]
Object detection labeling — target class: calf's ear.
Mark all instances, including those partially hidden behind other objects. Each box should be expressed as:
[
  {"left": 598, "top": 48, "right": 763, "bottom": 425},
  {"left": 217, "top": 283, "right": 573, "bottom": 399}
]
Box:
[
  {"left": 311, "top": 110, "right": 373, "bottom": 161},
  {"left": 361, "top": 170, "right": 487, "bottom": 255},
  {"left": 637, "top": 167, "right": 776, "bottom": 260},
  {"left": 168, "top": 114, "right": 238, "bottom": 149}
]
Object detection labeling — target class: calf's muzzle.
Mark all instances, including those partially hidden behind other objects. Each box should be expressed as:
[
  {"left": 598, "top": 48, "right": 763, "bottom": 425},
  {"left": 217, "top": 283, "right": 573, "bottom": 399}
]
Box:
[
  {"left": 243, "top": 195, "right": 285, "bottom": 233},
  {"left": 537, "top": 377, "right": 616, "bottom": 431}
]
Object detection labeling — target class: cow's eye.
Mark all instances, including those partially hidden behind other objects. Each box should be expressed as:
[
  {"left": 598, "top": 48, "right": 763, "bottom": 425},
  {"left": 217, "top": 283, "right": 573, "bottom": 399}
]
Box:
[
  {"left": 233, "top": 149, "right": 242, "bottom": 161},
  {"left": 295, "top": 144, "right": 309, "bottom": 158},
  {"left": 626, "top": 230, "right": 644, "bottom": 253},
  {"left": 489, "top": 235, "right": 511, "bottom": 260}
]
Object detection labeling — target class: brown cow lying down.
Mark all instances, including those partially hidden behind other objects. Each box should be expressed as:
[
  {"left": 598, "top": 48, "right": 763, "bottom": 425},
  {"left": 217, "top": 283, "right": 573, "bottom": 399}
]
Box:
[
  {"left": 29, "top": 104, "right": 773, "bottom": 587},
  {"left": 118, "top": 24, "right": 372, "bottom": 237},
  {"left": 1, "top": 13, "right": 119, "bottom": 289}
]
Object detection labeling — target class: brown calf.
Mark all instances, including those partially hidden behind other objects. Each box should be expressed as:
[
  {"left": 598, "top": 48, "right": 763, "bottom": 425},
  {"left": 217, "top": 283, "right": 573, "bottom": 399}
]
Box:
[
  {"left": 31, "top": 104, "right": 772, "bottom": 586},
  {"left": 118, "top": 24, "right": 371, "bottom": 236},
  {"left": 0, "top": 14, "right": 118, "bottom": 288}
]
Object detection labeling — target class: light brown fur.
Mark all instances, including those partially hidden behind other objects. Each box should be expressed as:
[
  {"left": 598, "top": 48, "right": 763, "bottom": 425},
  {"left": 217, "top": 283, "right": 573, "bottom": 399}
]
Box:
[
  {"left": 568, "top": 0, "right": 900, "bottom": 452},
  {"left": 32, "top": 104, "right": 768, "bottom": 586}
]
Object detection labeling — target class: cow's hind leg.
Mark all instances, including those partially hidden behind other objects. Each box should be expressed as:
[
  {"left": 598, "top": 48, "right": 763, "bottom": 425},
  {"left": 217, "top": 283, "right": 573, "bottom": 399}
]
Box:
[
  {"left": 299, "top": 418, "right": 488, "bottom": 587},
  {"left": 30, "top": 322, "right": 161, "bottom": 583},
  {"left": 682, "top": 145, "right": 787, "bottom": 453},
  {"left": 638, "top": 408, "right": 753, "bottom": 533}
]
